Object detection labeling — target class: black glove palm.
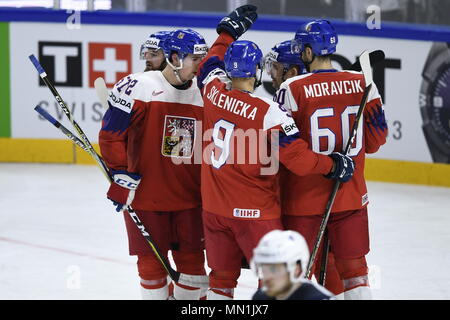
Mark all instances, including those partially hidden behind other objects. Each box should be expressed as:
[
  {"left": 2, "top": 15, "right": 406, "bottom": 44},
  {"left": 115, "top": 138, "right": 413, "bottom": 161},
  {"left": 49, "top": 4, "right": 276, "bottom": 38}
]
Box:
[{"left": 216, "top": 5, "right": 258, "bottom": 40}]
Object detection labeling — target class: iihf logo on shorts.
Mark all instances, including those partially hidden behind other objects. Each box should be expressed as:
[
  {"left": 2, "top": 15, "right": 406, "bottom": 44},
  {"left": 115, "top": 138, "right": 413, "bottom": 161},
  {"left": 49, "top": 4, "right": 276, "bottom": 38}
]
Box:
[
  {"left": 233, "top": 208, "right": 261, "bottom": 218},
  {"left": 38, "top": 41, "right": 82, "bottom": 87},
  {"left": 161, "top": 115, "right": 196, "bottom": 158}
]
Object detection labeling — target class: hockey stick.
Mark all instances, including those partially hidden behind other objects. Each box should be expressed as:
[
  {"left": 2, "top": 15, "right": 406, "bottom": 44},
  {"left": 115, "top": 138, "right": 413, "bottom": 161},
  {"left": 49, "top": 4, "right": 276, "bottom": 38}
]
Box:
[
  {"left": 318, "top": 231, "right": 330, "bottom": 285},
  {"left": 34, "top": 100, "right": 209, "bottom": 289},
  {"left": 316, "top": 49, "right": 385, "bottom": 286},
  {"left": 305, "top": 51, "right": 373, "bottom": 280},
  {"left": 348, "top": 50, "right": 385, "bottom": 72},
  {"left": 35, "top": 105, "right": 93, "bottom": 154},
  {"left": 94, "top": 77, "right": 109, "bottom": 109},
  {"left": 30, "top": 55, "right": 209, "bottom": 288},
  {"left": 29, "top": 55, "right": 111, "bottom": 182}
]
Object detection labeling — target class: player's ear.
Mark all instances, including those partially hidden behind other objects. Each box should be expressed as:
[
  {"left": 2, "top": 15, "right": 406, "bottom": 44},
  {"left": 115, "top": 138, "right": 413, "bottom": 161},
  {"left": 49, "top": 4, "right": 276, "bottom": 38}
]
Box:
[
  {"left": 171, "top": 52, "right": 181, "bottom": 67},
  {"left": 303, "top": 47, "right": 312, "bottom": 60},
  {"left": 287, "top": 66, "right": 299, "bottom": 78}
]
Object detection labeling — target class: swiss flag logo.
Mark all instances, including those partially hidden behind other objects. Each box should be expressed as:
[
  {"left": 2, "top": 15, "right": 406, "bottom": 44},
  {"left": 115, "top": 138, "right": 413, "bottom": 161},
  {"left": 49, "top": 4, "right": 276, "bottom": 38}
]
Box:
[{"left": 89, "top": 43, "right": 131, "bottom": 88}]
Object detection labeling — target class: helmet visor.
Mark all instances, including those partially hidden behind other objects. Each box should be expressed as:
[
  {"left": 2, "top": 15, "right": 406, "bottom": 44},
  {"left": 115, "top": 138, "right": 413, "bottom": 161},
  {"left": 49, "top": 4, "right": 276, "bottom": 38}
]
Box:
[
  {"left": 255, "top": 263, "right": 289, "bottom": 279},
  {"left": 264, "top": 52, "right": 275, "bottom": 76},
  {"left": 139, "top": 43, "right": 148, "bottom": 60}
]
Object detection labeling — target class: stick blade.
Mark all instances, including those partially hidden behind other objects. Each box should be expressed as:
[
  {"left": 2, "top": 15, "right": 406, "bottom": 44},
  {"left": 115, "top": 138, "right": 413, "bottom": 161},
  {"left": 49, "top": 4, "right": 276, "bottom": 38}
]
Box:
[
  {"left": 178, "top": 273, "right": 210, "bottom": 288},
  {"left": 94, "top": 77, "right": 109, "bottom": 109},
  {"left": 369, "top": 50, "right": 385, "bottom": 66},
  {"left": 359, "top": 50, "right": 373, "bottom": 87}
]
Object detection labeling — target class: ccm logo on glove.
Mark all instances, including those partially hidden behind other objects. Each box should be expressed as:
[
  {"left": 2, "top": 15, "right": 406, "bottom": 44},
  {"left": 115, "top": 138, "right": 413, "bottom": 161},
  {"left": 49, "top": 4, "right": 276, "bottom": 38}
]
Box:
[{"left": 107, "top": 170, "right": 142, "bottom": 212}]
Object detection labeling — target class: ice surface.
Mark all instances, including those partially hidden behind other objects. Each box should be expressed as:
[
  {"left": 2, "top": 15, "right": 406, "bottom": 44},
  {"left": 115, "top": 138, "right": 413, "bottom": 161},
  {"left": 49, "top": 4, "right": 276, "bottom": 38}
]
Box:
[{"left": 0, "top": 163, "right": 449, "bottom": 299}]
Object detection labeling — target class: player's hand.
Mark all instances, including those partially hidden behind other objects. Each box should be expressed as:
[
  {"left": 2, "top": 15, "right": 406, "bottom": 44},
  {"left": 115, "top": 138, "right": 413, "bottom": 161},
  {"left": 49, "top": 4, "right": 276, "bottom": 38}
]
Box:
[
  {"left": 324, "top": 152, "right": 355, "bottom": 183},
  {"left": 107, "top": 170, "right": 141, "bottom": 212},
  {"left": 216, "top": 5, "right": 258, "bottom": 40}
]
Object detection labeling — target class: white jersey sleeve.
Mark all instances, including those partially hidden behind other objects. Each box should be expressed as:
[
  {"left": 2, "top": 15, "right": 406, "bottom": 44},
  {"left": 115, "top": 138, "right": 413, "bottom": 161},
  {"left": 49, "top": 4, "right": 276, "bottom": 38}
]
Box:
[
  {"left": 262, "top": 98, "right": 300, "bottom": 137},
  {"left": 107, "top": 72, "right": 153, "bottom": 114},
  {"left": 278, "top": 79, "right": 300, "bottom": 112}
]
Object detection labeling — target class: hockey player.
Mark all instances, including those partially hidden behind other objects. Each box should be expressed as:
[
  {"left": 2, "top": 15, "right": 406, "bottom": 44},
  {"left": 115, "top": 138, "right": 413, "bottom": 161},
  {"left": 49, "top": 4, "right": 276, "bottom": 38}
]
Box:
[
  {"left": 99, "top": 28, "right": 208, "bottom": 300},
  {"left": 266, "top": 40, "right": 345, "bottom": 296},
  {"left": 139, "top": 30, "right": 171, "bottom": 72},
  {"left": 279, "top": 19, "right": 388, "bottom": 300},
  {"left": 264, "top": 40, "right": 307, "bottom": 92},
  {"left": 251, "top": 230, "right": 334, "bottom": 300},
  {"left": 197, "top": 6, "right": 355, "bottom": 300}
]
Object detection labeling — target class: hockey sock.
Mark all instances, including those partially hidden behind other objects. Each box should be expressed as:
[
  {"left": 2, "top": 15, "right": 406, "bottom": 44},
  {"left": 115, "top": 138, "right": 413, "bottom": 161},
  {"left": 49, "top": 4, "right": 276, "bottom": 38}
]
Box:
[
  {"left": 208, "top": 270, "right": 241, "bottom": 299},
  {"left": 172, "top": 251, "right": 206, "bottom": 300},
  {"left": 314, "top": 252, "right": 345, "bottom": 295},
  {"left": 207, "top": 288, "right": 233, "bottom": 300},
  {"left": 140, "top": 278, "right": 169, "bottom": 300},
  {"left": 137, "top": 255, "right": 169, "bottom": 300},
  {"left": 335, "top": 256, "right": 372, "bottom": 300}
]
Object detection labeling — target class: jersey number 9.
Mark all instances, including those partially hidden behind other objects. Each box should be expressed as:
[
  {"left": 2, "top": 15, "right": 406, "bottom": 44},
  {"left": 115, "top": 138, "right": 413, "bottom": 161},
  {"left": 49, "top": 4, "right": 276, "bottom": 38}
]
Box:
[{"left": 211, "top": 119, "right": 235, "bottom": 169}]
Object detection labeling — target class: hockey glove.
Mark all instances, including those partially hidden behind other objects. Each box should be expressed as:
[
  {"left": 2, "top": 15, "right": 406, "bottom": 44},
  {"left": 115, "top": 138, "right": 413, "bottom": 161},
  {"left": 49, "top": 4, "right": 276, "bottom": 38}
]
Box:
[
  {"left": 107, "top": 170, "right": 142, "bottom": 212},
  {"left": 324, "top": 152, "right": 355, "bottom": 183},
  {"left": 216, "top": 5, "right": 258, "bottom": 40}
]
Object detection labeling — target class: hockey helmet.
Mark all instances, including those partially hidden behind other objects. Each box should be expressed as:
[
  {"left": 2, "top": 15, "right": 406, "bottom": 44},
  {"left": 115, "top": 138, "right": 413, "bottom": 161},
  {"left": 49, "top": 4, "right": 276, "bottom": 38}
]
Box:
[
  {"left": 252, "top": 230, "right": 310, "bottom": 282},
  {"left": 140, "top": 30, "right": 171, "bottom": 60},
  {"left": 292, "top": 19, "right": 338, "bottom": 56},
  {"left": 264, "top": 40, "right": 307, "bottom": 76},
  {"left": 162, "top": 28, "right": 208, "bottom": 61}
]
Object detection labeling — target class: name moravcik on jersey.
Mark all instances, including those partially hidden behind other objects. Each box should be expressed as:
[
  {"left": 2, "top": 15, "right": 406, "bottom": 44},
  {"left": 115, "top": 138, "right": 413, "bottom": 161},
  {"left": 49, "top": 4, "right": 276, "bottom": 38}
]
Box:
[
  {"left": 278, "top": 70, "right": 388, "bottom": 215},
  {"left": 99, "top": 71, "right": 203, "bottom": 211},
  {"left": 197, "top": 33, "right": 334, "bottom": 221}
]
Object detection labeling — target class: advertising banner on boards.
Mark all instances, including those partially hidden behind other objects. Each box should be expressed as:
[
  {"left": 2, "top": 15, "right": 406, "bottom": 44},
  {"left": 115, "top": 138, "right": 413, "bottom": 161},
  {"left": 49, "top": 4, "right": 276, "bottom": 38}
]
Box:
[{"left": 6, "top": 17, "right": 450, "bottom": 164}]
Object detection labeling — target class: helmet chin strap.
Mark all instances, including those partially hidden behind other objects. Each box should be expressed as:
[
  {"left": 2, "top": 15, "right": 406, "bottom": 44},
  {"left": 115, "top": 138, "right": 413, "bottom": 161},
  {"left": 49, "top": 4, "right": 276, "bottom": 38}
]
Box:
[
  {"left": 253, "top": 67, "right": 263, "bottom": 90},
  {"left": 166, "top": 57, "right": 188, "bottom": 84},
  {"left": 302, "top": 54, "right": 316, "bottom": 73}
]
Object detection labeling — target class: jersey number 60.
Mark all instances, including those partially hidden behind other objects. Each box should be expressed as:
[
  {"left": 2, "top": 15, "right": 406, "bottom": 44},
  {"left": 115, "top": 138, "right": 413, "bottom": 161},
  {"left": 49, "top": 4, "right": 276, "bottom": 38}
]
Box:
[{"left": 310, "top": 106, "right": 363, "bottom": 156}]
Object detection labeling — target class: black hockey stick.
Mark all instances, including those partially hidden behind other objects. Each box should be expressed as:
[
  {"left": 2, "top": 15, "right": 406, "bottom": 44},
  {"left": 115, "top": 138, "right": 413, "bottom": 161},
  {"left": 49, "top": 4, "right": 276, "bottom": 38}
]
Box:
[
  {"left": 316, "top": 49, "right": 385, "bottom": 286},
  {"left": 305, "top": 51, "right": 373, "bottom": 281},
  {"left": 348, "top": 50, "right": 385, "bottom": 72},
  {"left": 318, "top": 231, "right": 330, "bottom": 285},
  {"left": 30, "top": 55, "right": 209, "bottom": 288},
  {"left": 35, "top": 105, "right": 93, "bottom": 154}
]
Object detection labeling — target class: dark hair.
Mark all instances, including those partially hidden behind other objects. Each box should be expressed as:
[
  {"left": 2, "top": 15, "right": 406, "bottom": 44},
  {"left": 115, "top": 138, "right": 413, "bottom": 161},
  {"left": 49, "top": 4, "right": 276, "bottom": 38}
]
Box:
[{"left": 304, "top": 44, "right": 332, "bottom": 62}]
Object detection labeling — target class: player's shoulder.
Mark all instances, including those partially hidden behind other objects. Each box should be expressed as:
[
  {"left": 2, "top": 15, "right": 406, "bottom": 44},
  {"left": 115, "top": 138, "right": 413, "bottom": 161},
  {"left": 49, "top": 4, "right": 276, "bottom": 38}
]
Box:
[
  {"left": 202, "top": 70, "right": 231, "bottom": 94},
  {"left": 107, "top": 72, "right": 157, "bottom": 112},
  {"left": 113, "top": 71, "right": 161, "bottom": 97},
  {"left": 281, "top": 72, "right": 316, "bottom": 89},
  {"left": 137, "top": 70, "right": 165, "bottom": 86},
  {"left": 337, "top": 69, "right": 365, "bottom": 81},
  {"left": 340, "top": 69, "right": 363, "bottom": 76},
  {"left": 248, "top": 92, "right": 277, "bottom": 108},
  {"left": 290, "top": 279, "right": 335, "bottom": 300},
  {"left": 252, "top": 289, "right": 275, "bottom": 301}
]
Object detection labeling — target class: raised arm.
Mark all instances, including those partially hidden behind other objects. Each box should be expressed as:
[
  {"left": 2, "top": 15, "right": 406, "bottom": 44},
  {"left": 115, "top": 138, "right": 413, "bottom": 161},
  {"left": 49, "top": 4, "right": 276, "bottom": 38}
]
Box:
[{"left": 197, "top": 5, "right": 258, "bottom": 93}]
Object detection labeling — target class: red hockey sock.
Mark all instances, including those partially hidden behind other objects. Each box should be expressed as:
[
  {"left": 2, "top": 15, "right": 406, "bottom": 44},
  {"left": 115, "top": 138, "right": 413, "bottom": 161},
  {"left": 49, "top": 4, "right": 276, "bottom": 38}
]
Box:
[
  {"left": 335, "top": 256, "right": 369, "bottom": 291},
  {"left": 314, "top": 252, "right": 344, "bottom": 295}
]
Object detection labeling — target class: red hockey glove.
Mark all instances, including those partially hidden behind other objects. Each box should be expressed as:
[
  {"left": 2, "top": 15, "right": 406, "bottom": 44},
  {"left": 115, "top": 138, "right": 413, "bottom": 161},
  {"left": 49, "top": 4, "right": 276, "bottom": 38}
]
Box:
[{"left": 107, "top": 170, "right": 142, "bottom": 212}]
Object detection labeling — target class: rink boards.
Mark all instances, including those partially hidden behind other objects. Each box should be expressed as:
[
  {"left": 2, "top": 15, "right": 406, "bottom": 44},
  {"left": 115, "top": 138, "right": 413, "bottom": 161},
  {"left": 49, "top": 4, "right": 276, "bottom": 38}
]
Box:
[{"left": 0, "top": 8, "right": 450, "bottom": 187}]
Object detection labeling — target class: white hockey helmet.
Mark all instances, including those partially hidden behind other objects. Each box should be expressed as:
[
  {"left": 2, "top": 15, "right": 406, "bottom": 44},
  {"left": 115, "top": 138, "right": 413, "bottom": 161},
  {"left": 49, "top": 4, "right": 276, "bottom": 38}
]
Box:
[{"left": 252, "top": 230, "right": 310, "bottom": 283}]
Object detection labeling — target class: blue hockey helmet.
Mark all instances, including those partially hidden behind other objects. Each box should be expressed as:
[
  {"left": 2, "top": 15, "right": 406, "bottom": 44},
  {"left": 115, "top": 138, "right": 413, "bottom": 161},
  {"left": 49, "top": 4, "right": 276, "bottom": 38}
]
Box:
[
  {"left": 292, "top": 19, "right": 338, "bottom": 56},
  {"left": 162, "top": 28, "right": 208, "bottom": 61},
  {"left": 264, "top": 40, "right": 307, "bottom": 75},
  {"left": 140, "top": 30, "right": 171, "bottom": 60},
  {"left": 224, "top": 40, "right": 264, "bottom": 79}
]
